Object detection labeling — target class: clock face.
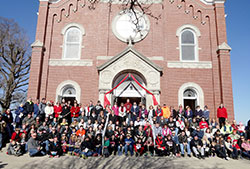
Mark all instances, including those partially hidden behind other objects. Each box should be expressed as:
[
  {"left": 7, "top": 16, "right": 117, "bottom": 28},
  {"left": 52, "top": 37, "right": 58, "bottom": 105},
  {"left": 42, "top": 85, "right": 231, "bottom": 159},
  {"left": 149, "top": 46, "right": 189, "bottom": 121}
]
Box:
[{"left": 112, "top": 10, "right": 150, "bottom": 43}]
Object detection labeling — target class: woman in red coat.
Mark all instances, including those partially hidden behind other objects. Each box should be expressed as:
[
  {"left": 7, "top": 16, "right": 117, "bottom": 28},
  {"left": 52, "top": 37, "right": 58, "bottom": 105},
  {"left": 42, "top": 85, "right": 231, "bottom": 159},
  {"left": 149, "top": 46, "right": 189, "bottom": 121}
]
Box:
[
  {"left": 54, "top": 102, "right": 62, "bottom": 119},
  {"left": 70, "top": 103, "right": 80, "bottom": 123},
  {"left": 217, "top": 103, "right": 228, "bottom": 128}
]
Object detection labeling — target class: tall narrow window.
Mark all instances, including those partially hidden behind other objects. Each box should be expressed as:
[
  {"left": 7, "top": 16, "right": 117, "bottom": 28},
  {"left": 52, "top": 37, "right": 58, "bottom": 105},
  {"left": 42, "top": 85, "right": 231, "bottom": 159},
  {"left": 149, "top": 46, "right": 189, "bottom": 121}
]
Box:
[
  {"left": 64, "top": 27, "right": 81, "bottom": 59},
  {"left": 181, "top": 30, "right": 196, "bottom": 61}
]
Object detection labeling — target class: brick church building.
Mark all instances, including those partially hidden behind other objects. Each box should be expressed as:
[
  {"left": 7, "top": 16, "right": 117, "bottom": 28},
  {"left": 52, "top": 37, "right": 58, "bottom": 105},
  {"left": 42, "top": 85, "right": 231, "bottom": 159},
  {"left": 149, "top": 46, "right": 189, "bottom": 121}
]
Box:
[{"left": 28, "top": 0, "right": 234, "bottom": 120}]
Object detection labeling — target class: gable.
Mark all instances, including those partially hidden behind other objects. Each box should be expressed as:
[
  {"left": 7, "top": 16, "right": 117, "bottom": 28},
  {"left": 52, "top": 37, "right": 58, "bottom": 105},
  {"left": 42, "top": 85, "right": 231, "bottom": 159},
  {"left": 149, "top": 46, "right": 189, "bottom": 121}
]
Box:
[{"left": 97, "top": 47, "right": 162, "bottom": 73}]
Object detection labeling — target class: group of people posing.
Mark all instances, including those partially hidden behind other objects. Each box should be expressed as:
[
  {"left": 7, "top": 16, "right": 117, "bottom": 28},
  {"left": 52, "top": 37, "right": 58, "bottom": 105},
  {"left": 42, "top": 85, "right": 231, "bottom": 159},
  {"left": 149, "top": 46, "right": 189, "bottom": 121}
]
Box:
[{"left": 0, "top": 97, "right": 250, "bottom": 160}]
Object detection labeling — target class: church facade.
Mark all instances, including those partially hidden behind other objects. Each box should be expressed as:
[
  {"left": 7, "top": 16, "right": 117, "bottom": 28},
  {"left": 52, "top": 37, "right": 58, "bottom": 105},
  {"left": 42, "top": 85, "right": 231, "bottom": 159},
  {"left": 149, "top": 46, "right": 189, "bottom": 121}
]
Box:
[{"left": 28, "top": 0, "right": 234, "bottom": 120}]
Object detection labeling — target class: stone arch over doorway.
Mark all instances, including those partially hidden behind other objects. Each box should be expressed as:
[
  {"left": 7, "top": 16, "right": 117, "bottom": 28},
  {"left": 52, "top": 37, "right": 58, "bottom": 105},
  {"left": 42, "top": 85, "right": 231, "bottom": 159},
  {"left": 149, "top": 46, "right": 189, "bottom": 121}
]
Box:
[
  {"left": 178, "top": 82, "right": 204, "bottom": 111},
  {"left": 55, "top": 80, "right": 81, "bottom": 103},
  {"left": 97, "top": 47, "right": 162, "bottom": 107},
  {"left": 112, "top": 70, "right": 147, "bottom": 106}
]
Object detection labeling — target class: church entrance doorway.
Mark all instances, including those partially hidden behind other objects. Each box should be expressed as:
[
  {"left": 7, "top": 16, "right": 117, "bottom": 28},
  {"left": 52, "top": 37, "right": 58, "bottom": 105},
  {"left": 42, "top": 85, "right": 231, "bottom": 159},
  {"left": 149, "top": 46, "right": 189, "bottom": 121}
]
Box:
[{"left": 112, "top": 71, "right": 147, "bottom": 106}]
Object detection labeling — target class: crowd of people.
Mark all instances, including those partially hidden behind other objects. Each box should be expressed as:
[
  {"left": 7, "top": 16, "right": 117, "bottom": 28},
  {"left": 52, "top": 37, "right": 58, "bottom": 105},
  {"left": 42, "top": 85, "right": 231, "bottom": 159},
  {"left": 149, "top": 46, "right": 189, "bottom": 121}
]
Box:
[{"left": 0, "top": 97, "right": 250, "bottom": 160}]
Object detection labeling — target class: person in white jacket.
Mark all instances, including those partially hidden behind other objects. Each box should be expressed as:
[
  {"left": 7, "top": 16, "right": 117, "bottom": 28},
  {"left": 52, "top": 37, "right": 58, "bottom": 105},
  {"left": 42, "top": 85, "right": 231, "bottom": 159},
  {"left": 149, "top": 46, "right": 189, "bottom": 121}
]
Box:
[
  {"left": 45, "top": 101, "right": 54, "bottom": 119},
  {"left": 119, "top": 103, "right": 126, "bottom": 123}
]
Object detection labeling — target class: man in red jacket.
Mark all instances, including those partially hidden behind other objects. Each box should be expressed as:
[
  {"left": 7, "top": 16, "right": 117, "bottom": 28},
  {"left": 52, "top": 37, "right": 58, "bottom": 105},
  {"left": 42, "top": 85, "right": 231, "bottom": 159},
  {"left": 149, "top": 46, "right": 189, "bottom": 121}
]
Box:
[{"left": 217, "top": 103, "right": 228, "bottom": 128}]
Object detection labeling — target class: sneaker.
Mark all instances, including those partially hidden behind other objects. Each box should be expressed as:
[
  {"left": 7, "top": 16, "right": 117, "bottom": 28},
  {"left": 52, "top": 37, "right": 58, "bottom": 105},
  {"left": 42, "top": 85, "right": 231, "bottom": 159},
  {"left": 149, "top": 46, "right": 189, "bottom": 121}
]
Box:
[
  {"left": 181, "top": 154, "right": 185, "bottom": 157},
  {"left": 188, "top": 154, "right": 191, "bottom": 157}
]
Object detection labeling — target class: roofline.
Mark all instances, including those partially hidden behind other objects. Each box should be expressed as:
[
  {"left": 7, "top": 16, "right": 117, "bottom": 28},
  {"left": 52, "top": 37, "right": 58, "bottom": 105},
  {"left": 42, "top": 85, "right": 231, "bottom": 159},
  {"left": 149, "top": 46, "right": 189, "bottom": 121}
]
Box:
[{"left": 97, "top": 47, "right": 163, "bottom": 72}]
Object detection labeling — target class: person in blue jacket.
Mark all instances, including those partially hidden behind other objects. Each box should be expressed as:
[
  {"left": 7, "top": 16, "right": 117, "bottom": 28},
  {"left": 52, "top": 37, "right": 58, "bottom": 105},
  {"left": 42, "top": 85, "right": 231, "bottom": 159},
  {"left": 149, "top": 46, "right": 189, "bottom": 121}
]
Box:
[{"left": 124, "top": 134, "right": 134, "bottom": 156}]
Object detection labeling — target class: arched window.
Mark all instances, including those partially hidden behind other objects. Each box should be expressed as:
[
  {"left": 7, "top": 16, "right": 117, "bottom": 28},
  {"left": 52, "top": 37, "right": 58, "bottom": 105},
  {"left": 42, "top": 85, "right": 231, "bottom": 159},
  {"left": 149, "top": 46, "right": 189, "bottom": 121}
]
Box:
[
  {"left": 62, "top": 85, "right": 76, "bottom": 97},
  {"left": 180, "top": 29, "right": 196, "bottom": 61},
  {"left": 64, "top": 27, "right": 81, "bottom": 59},
  {"left": 56, "top": 80, "right": 81, "bottom": 103},
  {"left": 183, "top": 89, "right": 197, "bottom": 98},
  {"left": 176, "top": 24, "right": 200, "bottom": 62}
]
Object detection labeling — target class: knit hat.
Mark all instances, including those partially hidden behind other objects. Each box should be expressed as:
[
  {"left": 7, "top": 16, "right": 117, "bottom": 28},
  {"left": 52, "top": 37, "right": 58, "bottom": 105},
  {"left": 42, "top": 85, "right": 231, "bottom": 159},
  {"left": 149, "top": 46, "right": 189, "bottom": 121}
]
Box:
[{"left": 227, "top": 137, "right": 231, "bottom": 140}]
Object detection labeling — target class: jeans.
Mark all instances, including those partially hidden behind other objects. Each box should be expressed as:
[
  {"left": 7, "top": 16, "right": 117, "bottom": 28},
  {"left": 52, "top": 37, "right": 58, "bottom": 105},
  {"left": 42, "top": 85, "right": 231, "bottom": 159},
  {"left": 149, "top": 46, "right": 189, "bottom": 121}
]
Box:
[
  {"left": 96, "top": 147, "right": 102, "bottom": 155},
  {"left": 118, "top": 146, "right": 124, "bottom": 156},
  {"left": 232, "top": 147, "right": 238, "bottom": 159},
  {"left": 180, "top": 143, "right": 191, "bottom": 155},
  {"left": 124, "top": 144, "right": 133, "bottom": 156},
  {"left": 29, "top": 148, "right": 45, "bottom": 157},
  {"left": 192, "top": 147, "right": 204, "bottom": 156},
  {"left": 0, "top": 133, "right": 2, "bottom": 149},
  {"left": 82, "top": 151, "right": 93, "bottom": 157},
  {"left": 42, "top": 140, "right": 49, "bottom": 152}
]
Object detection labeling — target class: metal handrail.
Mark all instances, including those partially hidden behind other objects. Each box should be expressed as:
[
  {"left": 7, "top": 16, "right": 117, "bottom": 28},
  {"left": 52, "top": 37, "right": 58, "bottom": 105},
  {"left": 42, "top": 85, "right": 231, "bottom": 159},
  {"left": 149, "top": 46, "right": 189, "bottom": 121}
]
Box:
[
  {"left": 149, "top": 119, "right": 156, "bottom": 155},
  {"left": 102, "top": 112, "right": 109, "bottom": 151}
]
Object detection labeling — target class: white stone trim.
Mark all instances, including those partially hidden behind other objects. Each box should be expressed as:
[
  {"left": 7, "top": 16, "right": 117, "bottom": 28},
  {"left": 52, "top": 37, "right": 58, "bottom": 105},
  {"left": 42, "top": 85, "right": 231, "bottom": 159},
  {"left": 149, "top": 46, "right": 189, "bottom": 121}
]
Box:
[
  {"left": 96, "top": 56, "right": 113, "bottom": 60},
  {"left": 199, "top": 0, "right": 226, "bottom": 5},
  {"left": 148, "top": 56, "right": 164, "bottom": 61},
  {"left": 97, "top": 56, "right": 164, "bottom": 61},
  {"left": 178, "top": 82, "right": 204, "bottom": 109},
  {"left": 49, "top": 59, "right": 93, "bottom": 66},
  {"left": 167, "top": 61, "right": 212, "bottom": 69},
  {"left": 61, "top": 23, "right": 85, "bottom": 36},
  {"left": 176, "top": 24, "right": 201, "bottom": 37},
  {"left": 217, "top": 42, "right": 232, "bottom": 51},
  {"left": 56, "top": 80, "right": 81, "bottom": 103},
  {"left": 100, "top": 0, "right": 162, "bottom": 4},
  {"left": 31, "top": 40, "right": 43, "bottom": 48}
]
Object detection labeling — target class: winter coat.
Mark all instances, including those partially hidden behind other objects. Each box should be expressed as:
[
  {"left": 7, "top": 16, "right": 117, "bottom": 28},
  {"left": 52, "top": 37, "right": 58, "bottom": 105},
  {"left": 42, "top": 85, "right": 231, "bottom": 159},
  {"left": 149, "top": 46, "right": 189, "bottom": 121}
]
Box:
[
  {"left": 162, "top": 106, "right": 171, "bottom": 119},
  {"left": 70, "top": 106, "right": 80, "bottom": 118},
  {"left": 24, "top": 101, "right": 34, "bottom": 114},
  {"left": 217, "top": 107, "right": 228, "bottom": 118},
  {"left": 190, "top": 138, "right": 203, "bottom": 148},
  {"left": 15, "top": 107, "right": 24, "bottom": 123}
]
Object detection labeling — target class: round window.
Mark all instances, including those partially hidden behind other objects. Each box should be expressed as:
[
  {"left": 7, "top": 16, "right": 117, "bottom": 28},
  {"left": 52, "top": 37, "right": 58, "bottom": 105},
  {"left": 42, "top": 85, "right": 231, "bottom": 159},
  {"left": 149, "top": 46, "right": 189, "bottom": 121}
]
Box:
[{"left": 112, "top": 10, "right": 150, "bottom": 43}]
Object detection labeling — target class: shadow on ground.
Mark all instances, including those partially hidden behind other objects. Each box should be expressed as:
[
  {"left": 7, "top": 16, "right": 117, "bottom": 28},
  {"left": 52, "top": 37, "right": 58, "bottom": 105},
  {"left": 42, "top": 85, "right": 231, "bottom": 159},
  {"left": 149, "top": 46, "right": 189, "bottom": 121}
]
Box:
[
  {"left": 19, "top": 156, "right": 224, "bottom": 169},
  {"left": 0, "top": 161, "right": 8, "bottom": 169}
]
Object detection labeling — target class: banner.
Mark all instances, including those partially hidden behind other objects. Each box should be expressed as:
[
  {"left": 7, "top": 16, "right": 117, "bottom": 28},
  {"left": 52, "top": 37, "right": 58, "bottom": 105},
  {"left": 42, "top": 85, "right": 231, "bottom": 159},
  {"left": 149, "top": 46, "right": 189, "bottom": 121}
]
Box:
[
  {"left": 130, "top": 74, "right": 159, "bottom": 106},
  {"left": 104, "top": 73, "right": 159, "bottom": 107},
  {"left": 104, "top": 74, "right": 129, "bottom": 107}
]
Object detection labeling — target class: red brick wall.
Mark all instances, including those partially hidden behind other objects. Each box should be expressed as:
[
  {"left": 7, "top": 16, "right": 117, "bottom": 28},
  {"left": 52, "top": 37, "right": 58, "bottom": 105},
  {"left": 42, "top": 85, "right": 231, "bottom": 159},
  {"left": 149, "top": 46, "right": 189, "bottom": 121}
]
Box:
[{"left": 28, "top": 0, "right": 234, "bottom": 121}]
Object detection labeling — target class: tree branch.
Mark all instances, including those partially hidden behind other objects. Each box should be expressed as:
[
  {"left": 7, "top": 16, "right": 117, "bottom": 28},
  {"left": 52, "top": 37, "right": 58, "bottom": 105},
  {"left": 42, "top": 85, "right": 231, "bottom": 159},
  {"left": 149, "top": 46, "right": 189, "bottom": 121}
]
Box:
[{"left": 16, "top": 82, "right": 29, "bottom": 89}]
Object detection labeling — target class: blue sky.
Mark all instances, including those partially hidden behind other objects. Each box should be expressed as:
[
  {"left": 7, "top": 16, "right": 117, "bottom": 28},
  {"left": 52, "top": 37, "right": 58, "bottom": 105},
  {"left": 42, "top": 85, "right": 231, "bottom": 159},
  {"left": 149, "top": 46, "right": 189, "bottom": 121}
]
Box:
[{"left": 0, "top": 0, "right": 249, "bottom": 124}]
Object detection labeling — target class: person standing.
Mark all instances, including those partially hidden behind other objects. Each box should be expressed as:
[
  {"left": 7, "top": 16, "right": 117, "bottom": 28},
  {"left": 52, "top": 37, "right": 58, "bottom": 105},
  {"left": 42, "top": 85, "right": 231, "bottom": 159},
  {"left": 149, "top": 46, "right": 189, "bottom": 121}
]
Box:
[
  {"left": 124, "top": 99, "right": 132, "bottom": 123},
  {"left": 130, "top": 102, "right": 139, "bottom": 122},
  {"left": 203, "top": 105, "right": 210, "bottom": 124},
  {"left": 119, "top": 103, "right": 126, "bottom": 123},
  {"left": 24, "top": 97, "right": 34, "bottom": 115},
  {"left": 39, "top": 98, "right": 46, "bottom": 120},
  {"left": 217, "top": 103, "right": 228, "bottom": 128}
]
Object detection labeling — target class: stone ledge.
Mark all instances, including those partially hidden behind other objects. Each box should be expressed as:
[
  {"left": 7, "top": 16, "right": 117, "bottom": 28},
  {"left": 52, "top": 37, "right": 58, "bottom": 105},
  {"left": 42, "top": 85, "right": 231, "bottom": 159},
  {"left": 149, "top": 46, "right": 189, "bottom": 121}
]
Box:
[
  {"left": 49, "top": 59, "right": 93, "bottom": 66},
  {"left": 167, "top": 61, "right": 212, "bottom": 69}
]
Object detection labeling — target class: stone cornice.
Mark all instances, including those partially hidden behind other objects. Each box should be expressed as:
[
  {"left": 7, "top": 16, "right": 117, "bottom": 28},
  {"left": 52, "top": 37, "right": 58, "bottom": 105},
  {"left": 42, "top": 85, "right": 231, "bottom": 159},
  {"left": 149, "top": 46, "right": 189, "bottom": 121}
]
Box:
[
  {"left": 167, "top": 61, "right": 212, "bottom": 69},
  {"left": 49, "top": 59, "right": 93, "bottom": 66},
  {"left": 199, "top": 0, "right": 226, "bottom": 5},
  {"left": 31, "top": 40, "right": 44, "bottom": 48},
  {"left": 217, "top": 42, "right": 232, "bottom": 51}
]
